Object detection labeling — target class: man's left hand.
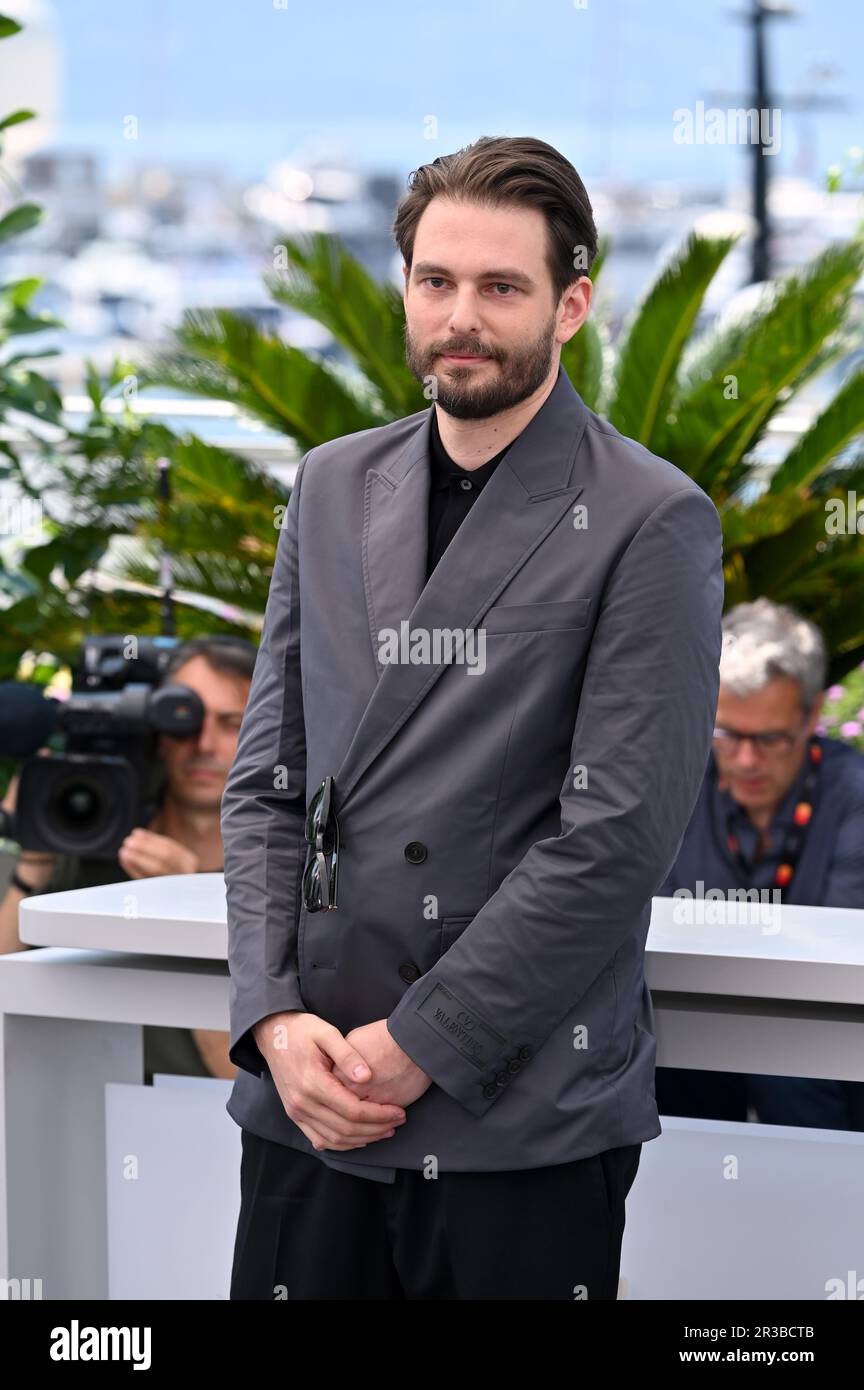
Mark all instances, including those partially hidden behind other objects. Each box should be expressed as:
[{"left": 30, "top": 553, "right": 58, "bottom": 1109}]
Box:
[
  {"left": 333, "top": 1019, "right": 432, "bottom": 1109},
  {"left": 118, "top": 828, "right": 200, "bottom": 879}
]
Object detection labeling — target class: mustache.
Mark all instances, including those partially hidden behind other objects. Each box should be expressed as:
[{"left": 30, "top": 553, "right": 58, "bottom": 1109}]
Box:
[{"left": 434, "top": 343, "right": 499, "bottom": 358}]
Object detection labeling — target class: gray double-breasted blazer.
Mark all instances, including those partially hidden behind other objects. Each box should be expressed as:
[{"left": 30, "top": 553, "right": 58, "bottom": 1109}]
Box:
[{"left": 221, "top": 363, "right": 724, "bottom": 1182}]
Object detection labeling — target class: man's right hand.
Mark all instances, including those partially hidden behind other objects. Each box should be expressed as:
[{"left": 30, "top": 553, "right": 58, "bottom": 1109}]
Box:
[{"left": 253, "top": 1011, "right": 407, "bottom": 1152}]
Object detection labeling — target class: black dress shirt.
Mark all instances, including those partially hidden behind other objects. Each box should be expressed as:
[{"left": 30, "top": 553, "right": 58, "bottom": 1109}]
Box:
[{"left": 426, "top": 408, "right": 512, "bottom": 579}]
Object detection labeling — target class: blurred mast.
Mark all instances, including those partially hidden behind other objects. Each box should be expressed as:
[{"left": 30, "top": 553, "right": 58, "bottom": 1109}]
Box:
[
  {"left": 711, "top": 1, "right": 847, "bottom": 283},
  {"left": 156, "top": 456, "right": 175, "bottom": 637}
]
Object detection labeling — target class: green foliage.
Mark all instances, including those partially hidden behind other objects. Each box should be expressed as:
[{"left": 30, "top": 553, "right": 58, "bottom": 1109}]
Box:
[
  {"left": 820, "top": 666, "right": 864, "bottom": 753},
  {"left": 3, "top": 3, "right": 864, "bottom": 691}
]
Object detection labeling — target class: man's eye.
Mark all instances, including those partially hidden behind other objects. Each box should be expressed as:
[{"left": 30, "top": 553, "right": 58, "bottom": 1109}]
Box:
[
  {"left": 422, "top": 277, "right": 447, "bottom": 289},
  {"left": 490, "top": 283, "right": 517, "bottom": 295}
]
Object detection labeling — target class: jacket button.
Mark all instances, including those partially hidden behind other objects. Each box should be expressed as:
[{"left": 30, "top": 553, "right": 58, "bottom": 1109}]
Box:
[
  {"left": 404, "top": 841, "right": 427, "bottom": 864},
  {"left": 507, "top": 1058, "right": 522, "bottom": 1073},
  {"left": 518, "top": 1045, "right": 533, "bottom": 1061},
  {"left": 495, "top": 1071, "right": 510, "bottom": 1086},
  {"left": 482, "top": 1083, "right": 498, "bottom": 1098},
  {"left": 398, "top": 961, "right": 421, "bottom": 984}
]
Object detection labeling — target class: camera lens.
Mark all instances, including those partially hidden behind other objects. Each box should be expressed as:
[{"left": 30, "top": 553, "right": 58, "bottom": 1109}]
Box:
[{"left": 55, "top": 781, "right": 102, "bottom": 828}]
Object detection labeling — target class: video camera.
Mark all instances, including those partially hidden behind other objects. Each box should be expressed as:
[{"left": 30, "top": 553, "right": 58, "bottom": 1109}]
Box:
[{"left": 0, "top": 635, "right": 206, "bottom": 857}]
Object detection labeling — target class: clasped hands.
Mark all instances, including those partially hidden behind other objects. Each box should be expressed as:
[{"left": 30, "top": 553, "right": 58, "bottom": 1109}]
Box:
[
  {"left": 336, "top": 1018, "right": 430, "bottom": 1097},
  {"left": 258, "top": 1013, "right": 432, "bottom": 1154}
]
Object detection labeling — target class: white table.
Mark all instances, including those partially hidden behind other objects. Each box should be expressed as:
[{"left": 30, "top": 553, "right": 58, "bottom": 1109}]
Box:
[
  {"left": 19, "top": 872, "right": 228, "bottom": 958},
  {"left": 2, "top": 881, "right": 863, "bottom": 1299},
  {"left": 647, "top": 893, "right": 864, "bottom": 1084},
  {"left": 22, "top": 877, "right": 864, "bottom": 1080}
]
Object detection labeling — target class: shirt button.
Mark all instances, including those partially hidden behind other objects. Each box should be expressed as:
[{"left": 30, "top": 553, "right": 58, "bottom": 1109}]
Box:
[
  {"left": 404, "top": 841, "right": 427, "bottom": 864},
  {"left": 399, "top": 962, "right": 421, "bottom": 984},
  {"left": 459, "top": 478, "right": 473, "bottom": 491}
]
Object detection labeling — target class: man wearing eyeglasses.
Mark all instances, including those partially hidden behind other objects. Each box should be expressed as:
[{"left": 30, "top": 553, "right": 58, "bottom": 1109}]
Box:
[
  {"left": 656, "top": 597, "right": 864, "bottom": 1130},
  {"left": 221, "top": 136, "right": 725, "bottom": 1301}
]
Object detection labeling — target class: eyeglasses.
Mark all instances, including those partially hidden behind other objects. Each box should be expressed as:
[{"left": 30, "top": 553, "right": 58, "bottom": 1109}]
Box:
[
  {"left": 302, "top": 776, "right": 339, "bottom": 912},
  {"left": 712, "top": 721, "right": 808, "bottom": 757}
]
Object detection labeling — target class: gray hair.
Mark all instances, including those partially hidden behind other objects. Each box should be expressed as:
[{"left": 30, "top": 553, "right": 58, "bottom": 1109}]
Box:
[{"left": 720, "top": 599, "right": 828, "bottom": 710}]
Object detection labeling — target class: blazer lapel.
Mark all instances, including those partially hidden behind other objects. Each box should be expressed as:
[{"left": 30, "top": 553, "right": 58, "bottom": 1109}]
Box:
[
  {"left": 361, "top": 412, "right": 433, "bottom": 678},
  {"left": 336, "top": 366, "right": 590, "bottom": 810}
]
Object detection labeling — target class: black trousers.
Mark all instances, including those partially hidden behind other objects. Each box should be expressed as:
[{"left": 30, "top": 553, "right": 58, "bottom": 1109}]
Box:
[{"left": 230, "top": 1129, "right": 641, "bottom": 1301}]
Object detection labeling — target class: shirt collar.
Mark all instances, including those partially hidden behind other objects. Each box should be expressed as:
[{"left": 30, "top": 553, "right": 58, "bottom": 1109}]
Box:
[{"left": 429, "top": 406, "right": 512, "bottom": 492}]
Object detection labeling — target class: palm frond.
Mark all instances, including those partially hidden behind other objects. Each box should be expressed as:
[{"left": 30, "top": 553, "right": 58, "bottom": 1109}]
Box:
[{"left": 604, "top": 230, "right": 738, "bottom": 443}]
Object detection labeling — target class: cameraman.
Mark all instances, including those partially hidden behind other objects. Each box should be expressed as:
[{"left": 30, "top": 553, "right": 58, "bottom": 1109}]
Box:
[{"left": 0, "top": 635, "right": 256, "bottom": 1082}]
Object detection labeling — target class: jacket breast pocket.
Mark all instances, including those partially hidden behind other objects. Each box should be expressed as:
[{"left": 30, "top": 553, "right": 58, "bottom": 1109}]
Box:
[
  {"left": 482, "top": 599, "right": 591, "bottom": 634},
  {"left": 297, "top": 903, "right": 337, "bottom": 990},
  {"left": 438, "top": 915, "right": 474, "bottom": 956}
]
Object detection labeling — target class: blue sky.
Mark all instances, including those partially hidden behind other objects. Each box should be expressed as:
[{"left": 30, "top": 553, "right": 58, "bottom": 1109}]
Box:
[{"left": 36, "top": 0, "right": 864, "bottom": 185}]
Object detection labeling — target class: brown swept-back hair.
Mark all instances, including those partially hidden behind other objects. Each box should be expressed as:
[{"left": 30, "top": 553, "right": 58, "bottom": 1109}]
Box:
[
  {"left": 160, "top": 635, "right": 257, "bottom": 687},
  {"left": 392, "top": 135, "right": 598, "bottom": 304}
]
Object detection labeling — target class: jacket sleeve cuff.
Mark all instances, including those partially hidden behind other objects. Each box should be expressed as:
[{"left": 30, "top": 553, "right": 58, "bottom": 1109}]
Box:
[
  {"left": 386, "top": 974, "right": 536, "bottom": 1118},
  {"left": 228, "top": 979, "right": 307, "bottom": 1078},
  {"left": 229, "top": 1027, "right": 269, "bottom": 1078}
]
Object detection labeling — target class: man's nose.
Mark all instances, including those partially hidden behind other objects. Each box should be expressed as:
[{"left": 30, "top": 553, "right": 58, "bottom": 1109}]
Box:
[
  {"left": 447, "top": 288, "right": 483, "bottom": 337},
  {"left": 733, "top": 737, "right": 762, "bottom": 768},
  {"left": 195, "top": 718, "right": 220, "bottom": 754}
]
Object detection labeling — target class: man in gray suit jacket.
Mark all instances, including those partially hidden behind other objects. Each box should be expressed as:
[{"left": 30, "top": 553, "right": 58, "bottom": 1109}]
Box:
[{"left": 222, "top": 135, "right": 724, "bottom": 1300}]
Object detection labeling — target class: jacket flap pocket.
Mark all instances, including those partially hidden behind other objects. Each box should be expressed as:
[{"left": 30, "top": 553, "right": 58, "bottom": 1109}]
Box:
[
  {"left": 439, "top": 915, "right": 474, "bottom": 953},
  {"left": 482, "top": 599, "right": 591, "bottom": 634}
]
